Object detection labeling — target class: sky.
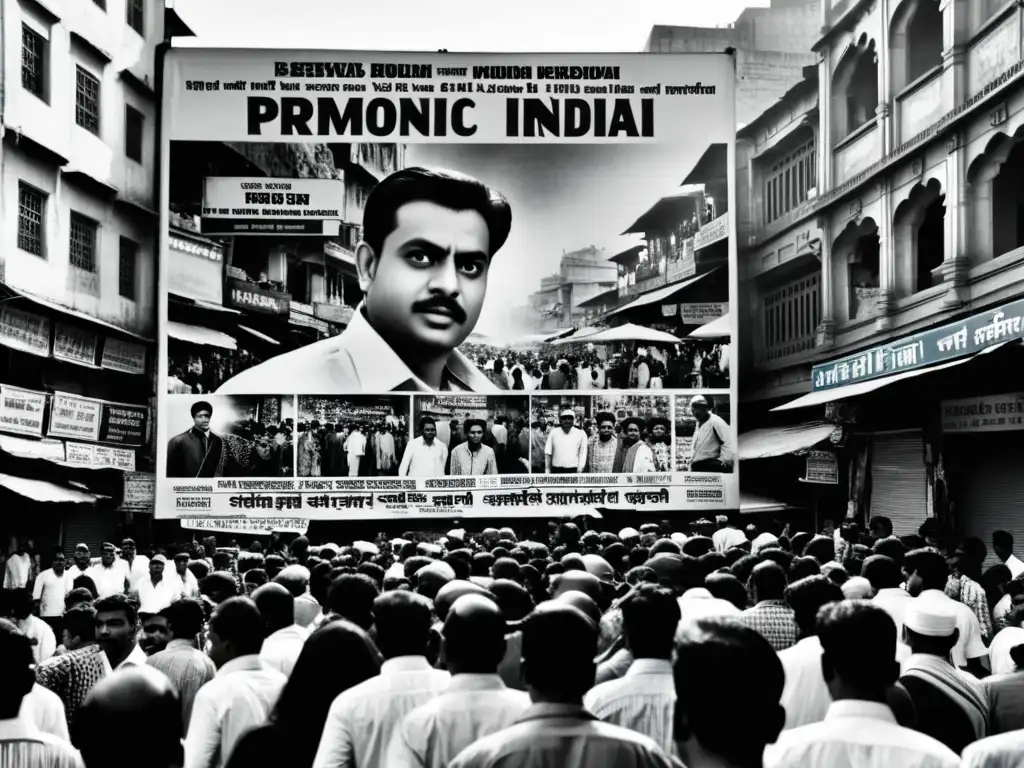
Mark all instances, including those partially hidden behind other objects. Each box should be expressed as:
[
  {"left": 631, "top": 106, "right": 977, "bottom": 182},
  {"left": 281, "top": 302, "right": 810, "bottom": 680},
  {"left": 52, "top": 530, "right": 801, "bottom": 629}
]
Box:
[{"left": 172, "top": 0, "right": 762, "bottom": 335}]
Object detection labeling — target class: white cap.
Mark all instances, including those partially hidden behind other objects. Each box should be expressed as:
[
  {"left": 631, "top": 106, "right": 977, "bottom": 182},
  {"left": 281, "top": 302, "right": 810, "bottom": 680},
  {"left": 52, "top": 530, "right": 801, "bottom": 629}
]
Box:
[
  {"left": 151, "top": 554, "right": 167, "bottom": 564},
  {"left": 691, "top": 395, "right": 709, "bottom": 406},
  {"left": 904, "top": 600, "right": 957, "bottom": 637},
  {"left": 447, "top": 529, "right": 466, "bottom": 541},
  {"left": 419, "top": 542, "right": 443, "bottom": 557},
  {"left": 670, "top": 532, "right": 688, "bottom": 544},
  {"left": 560, "top": 409, "right": 575, "bottom": 419},
  {"left": 385, "top": 562, "right": 405, "bottom": 579},
  {"left": 353, "top": 541, "right": 379, "bottom": 555},
  {"left": 840, "top": 576, "right": 873, "bottom": 600},
  {"left": 619, "top": 527, "right": 640, "bottom": 540},
  {"left": 715, "top": 515, "right": 729, "bottom": 524}
]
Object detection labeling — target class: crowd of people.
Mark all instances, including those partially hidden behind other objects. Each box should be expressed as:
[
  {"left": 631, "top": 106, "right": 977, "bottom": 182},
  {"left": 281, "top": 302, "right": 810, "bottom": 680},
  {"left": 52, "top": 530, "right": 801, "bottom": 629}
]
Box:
[
  {"left": 3, "top": 515, "right": 1024, "bottom": 767},
  {"left": 530, "top": 409, "right": 674, "bottom": 474},
  {"left": 458, "top": 342, "right": 729, "bottom": 391},
  {"left": 297, "top": 418, "right": 409, "bottom": 478},
  {"left": 401, "top": 415, "right": 530, "bottom": 477},
  {"left": 167, "top": 350, "right": 266, "bottom": 396}
]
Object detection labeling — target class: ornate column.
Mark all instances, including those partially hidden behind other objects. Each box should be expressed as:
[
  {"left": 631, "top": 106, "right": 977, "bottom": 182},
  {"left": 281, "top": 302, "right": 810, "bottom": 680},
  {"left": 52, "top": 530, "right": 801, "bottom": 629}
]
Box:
[
  {"left": 877, "top": 0, "right": 894, "bottom": 157},
  {"left": 940, "top": 0, "right": 968, "bottom": 108},
  {"left": 819, "top": 48, "right": 833, "bottom": 192},
  {"left": 875, "top": 178, "right": 897, "bottom": 330},
  {"left": 939, "top": 130, "right": 971, "bottom": 307},
  {"left": 816, "top": 214, "right": 836, "bottom": 348}
]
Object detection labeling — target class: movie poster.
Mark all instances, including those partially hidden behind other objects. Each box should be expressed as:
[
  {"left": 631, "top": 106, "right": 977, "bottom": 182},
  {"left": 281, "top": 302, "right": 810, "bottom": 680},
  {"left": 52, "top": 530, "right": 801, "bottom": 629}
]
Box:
[{"left": 157, "top": 49, "right": 738, "bottom": 520}]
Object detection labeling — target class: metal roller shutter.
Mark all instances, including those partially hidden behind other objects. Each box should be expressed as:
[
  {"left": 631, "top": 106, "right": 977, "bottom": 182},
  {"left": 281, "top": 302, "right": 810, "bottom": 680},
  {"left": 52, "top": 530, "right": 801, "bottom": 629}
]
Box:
[
  {"left": 61, "top": 507, "right": 119, "bottom": 558},
  {"left": 955, "top": 432, "right": 1024, "bottom": 570},
  {"left": 869, "top": 431, "right": 928, "bottom": 536}
]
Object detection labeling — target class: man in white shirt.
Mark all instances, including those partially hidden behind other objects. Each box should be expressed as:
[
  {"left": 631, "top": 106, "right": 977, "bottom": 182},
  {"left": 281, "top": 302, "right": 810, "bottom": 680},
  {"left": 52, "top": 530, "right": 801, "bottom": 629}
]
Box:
[
  {"left": 253, "top": 583, "right": 308, "bottom": 678},
  {"left": 616, "top": 418, "right": 656, "bottom": 474},
  {"left": 313, "top": 591, "right": 451, "bottom": 768},
  {"left": 993, "top": 530, "right": 1024, "bottom": 579},
  {"left": 20, "top": 681, "right": 70, "bottom": 742},
  {"left": 904, "top": 547, "right": 988, "bottom": 675},
  {"left": 119, "top": 538, "right": 150, "bottom": 589},
  {"left": 94, "top": 594, "right": 148, "bottom": 672},
  {"left": 33, "top": 550, "right": 70, "bottom": 628},
  {"left": 777, "top": 575, "right": 844, "bottom": 730},
  {"left": 688, "top": 395, "right": 734, "bottom": 473},
  {"left": 11, "top": 588, "right": 56, "bottom": 664},
  {"left": 63, "top": 545, "right": 93, "bottom": 591},
  {"left": 387, "top": 594, "right": 529, "bottom": 767},
  {"left": 185, "top": 596, "right": 287, "bottom": 768},
  {"left": 3, "top": 540, "right": 33, "bottom": 589},
  {"left": 585, "top": 584, "right": 680, "bottom": 755},
  {"left": 133, "top": 555, "right": 179, "bottom": 616},
  {"left": 89, "top": 543, "right": 130, "bottom": 598},
  {"left": 865, "top": 554, "right": 914, "bottom": 638},
  {"left": 169, "top": 553, "right": 201, "bottom": 600},
  {"left": 544, "top": 409, "right": 587, "bottom": 474},
  {"left": 400, "top": 417, "right": 449, "bottom": 477},
  {"left": 712, "top": 516, "right": 746, "bottom": 553},
  {"left": 344, "top": 425, "right": 368, "bottom": 477},
  {"left": 764, "top": 601, "right": 959, "bottom": 768}
]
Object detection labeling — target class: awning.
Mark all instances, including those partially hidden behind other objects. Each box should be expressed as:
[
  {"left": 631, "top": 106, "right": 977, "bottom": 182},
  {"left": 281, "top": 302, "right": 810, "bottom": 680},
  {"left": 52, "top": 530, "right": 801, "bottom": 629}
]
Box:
[
  {"left": 238, "top": 325, "right": 280, "bottom": 345},
  {"left": 166, "top": 321, "right": 237, "bottom": 350},
  {"left": 772, "top": 342, "right": 1010, "bottom": 412},
  {"left": 0, "top": 473, "right": 105, "bottom": 504},
  {"left": 4, "top": 286, "right": 153, "bottom": 341},
  {"left": 169, "top": 294, "right": 241, "bottom": 315},
  {"left": 604, "top": 268, "right": 719, "bottom": 319},
  {"left": 576, "top": 323, "right": 681, "bottom": 345},
  {"left": 681, "top": 143, "right": 728, "bottom": 186},
  {"left": 689, "top": 313, "right": 730, "bottom": 339},
  {"left": 738, "top": 423, "right": 835, "bottom": 460},
  {"left": 741, "top": 492, "right": 800, "bottom": 515}
]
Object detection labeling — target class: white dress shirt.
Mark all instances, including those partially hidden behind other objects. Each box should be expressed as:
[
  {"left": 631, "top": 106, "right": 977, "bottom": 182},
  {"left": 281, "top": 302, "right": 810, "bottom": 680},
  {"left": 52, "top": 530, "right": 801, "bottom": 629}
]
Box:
[
  {"left": 62, "top": 565, "right": 92, "bottom": 591},
  {"left": 386, "top": 673, "right": 530, "bottom": 768},
  {"left": 764, "top": 700, "right": 960, "bottom": 768},
  {"left": 1004, "top": 555, "right": 1024, "bottom": 580},
  {"left": 987, "top": 627, "right": 1024, "bottom": 676},
  {"left": 873, "top": 587, "right": 914, "bottom": 637},
  {"left": 400, "top": 437, "right": 449, "bottom": 477},
  {"left": 545, "top": 427, "right": 588, "bottom": 471},
  {"left": 0, "top": 716, "right": 84, "bottom": 768},
  {"left": 4, "top": 552, "right": 32, "bottom": 589},
  {"left": 135, "top": 577, "right": 180, "bottom": 615},
  {"left": 583, "top": 658, "right": 676, "bottom": 755},
  {"left": 993, "top": 593, "right": 1012, "bottom": 627},
  {"left": 778, "top": 636, "right": 831, "bottom": 730},
  {"left": 712, "top": 527, "right": 747, "bottom": 553},
  {"left": 313, "top": 655, "right": 451, "bottom": 768},
  {"left": 18, "top": 615, "right": 56, "bottom": 664},
  {"left": 961, "top": 729, "right": 1024, "bottom": 768},
  {"left": 20, "top": 683, "right": 71, "bottom": 742},
  {"left": 691, "top": 413, "right": 734, "bottom": 466},
  {"left": 88, "top": 564, "right": 128, "bottom": 598},
  {"left": 259, "top": 624, "right": 309, "bottom": 678},
  {"left": 915, "top": 589, "right": 987, "bottom": 667},
  {"left": 184, "top": 654, "right": 286, "bottom": 768},
  {"left": 122, "top": 555, "right": 151, "bottom": 587},
  {"left": 102, "top": 642, "right": 149, "bottom": 673},
  {"left": 33, "top": 569, "right": 70, "bottom": 617}
]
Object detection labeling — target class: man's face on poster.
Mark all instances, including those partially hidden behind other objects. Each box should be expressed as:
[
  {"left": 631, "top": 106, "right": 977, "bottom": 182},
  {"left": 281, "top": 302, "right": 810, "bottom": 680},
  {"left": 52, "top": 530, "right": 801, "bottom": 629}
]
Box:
[
  {"left": 467, "top": 424, "right": 484, "bottom": 446},
  {"left": 598, "top": 420, "right": 615, "bottom": 440},
  {"left": 624, "top": 423, "right": 641, "bottom": 445},
  {"left": 692, "top": 401, "right": 710, "bottom": 424},
  {"left": 361, "top": 201, "right": 491, "bottom": 353},
  {"left": 193, "top": 408, "right": 212, "bottom": 431},
  {"left": 422, "top": 422, "right": 437, "bottom": 442},
  {"left": 652, "top": 424, "right": 667, "bottom": 441},
  {"left": 560, "top": 415, "right": 574, "bottom": 431},
  {"left": 255, "top": 436, "right": 273, "bottom": 461}
]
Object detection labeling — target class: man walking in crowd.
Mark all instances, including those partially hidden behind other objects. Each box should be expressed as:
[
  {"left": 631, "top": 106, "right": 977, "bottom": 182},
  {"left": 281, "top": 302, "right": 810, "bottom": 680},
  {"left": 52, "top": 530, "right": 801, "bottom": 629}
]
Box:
[
  {"left": 167, "top": 401, "right": 223, "bottom": 478},
  {"left": 712, "top": 515, "right": 746, "bottom": 553},
  {"left": 688, "top": 395, "right": 734, "bottom": 473},
  {"left": 253, "top": 583, "right": 308, "bottom": 678},
  {"left": 133, "top": 555, "right": 178, "bottom": 615},
  {"left": 739, "top": 561, "right": 798, "bottom": 651},
  {"left": 993, "top": 530, "right": 1024, "bottom": 579},
  {"left": 585, "top": 412, "right": 620, "bottom": 474},
  {"left": 449, "top": 419, "right": 499, "bottom": 476},
  {"left": 35, "top": 605, "right": 108, "bottom": 732},
  {"left": 400, "top": 416, "right": 449, "bottom": 476},
  {"left": 11, "top": 587, "right": 56, "bottom": 664},
  {"left": 217, "top": 168, "right": 511, "bottom": 393},
  {"left": 4, "top": 538, "right": 33, "bottom": 590},
  {"left": 90, "top": 544, "right": 130, "bottom": 599},
  {"left": 120, "top": 538, "right": 149, "bottom": 589},
  {"left": 64, "top": 545, "right": 92, "bottom": 592},
  {"left": 544, "top": 409, "right": 588, "bottom": 474},
  {"left": 147, "top": 599, "right": 216, "bottom": 738},
  {"left": 34, "top": 550, "right": 70, "bottom": 631},
  {"left": 95, "top": 594, "right": 147, "bottom": 671}
]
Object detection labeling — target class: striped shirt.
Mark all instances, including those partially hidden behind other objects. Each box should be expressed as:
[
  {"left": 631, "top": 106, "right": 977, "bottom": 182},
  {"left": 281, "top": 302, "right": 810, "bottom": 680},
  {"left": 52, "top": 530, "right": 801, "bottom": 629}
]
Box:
[
  {"left": 584, "top": 658, "right": 677, "bottom": 755},
  {"left": 147, "top": 640, "right": 217, "bottom": 737},
  {"left": 587, "top": 436, "right": 618, "bottom": 474},
  {"left": 448, "top": 443, "right": 498, "bottom": 476},
  {"left": 0, "top": 717, "right": 84, "bottom": 768}
]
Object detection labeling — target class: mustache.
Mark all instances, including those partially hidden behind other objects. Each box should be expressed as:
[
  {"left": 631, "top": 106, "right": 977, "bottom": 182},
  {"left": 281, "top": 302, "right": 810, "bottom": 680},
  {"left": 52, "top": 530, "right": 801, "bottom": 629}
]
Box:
[{"left": 411, "top": 297, "right": 467, "bottom": 324}]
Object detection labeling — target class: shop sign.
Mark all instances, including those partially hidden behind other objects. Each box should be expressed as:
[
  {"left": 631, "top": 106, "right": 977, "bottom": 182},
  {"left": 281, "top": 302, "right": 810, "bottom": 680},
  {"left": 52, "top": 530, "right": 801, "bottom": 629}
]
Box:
[
  {"left": 0, "top": 305, "right": 51, "bottom": 357},
  {"left": 98, "top": 402, "right": 148, "bottom": 446},
  {"left": 225, "top": 278, "right": 290, "bottom": 315},
  {"left": 679, "top": 302, "right": 727, "bottom": 325},
  {"left": 122, "top": 471, "right": 156, "bottom": 511},
  {"left": 48, "top": 393, "right": 102, "bottom": 442},
  {"left": 662, "top": 304, "right": 677, "bottom": 317},
  {"left": 53, "top": 323, "right": 99, "bottom": 366},
  {"left": 667, "top": 238, "right": 696, "bottom": 282},
  {"left": 694, "top": 212, "right": 729, "bottom": 251},
  {"left": 289, "top": 307, "right": 329, "bottom": 333},
  {"left": 315, "top": 303, "right": 355, "bottom": 325},
  {"left": 0, "top": 385, "right": 47, "bottom": 436},
  {"left": 941, "top": 392, "right": 1024, "bottom": 433},
  {"left": 168, "top": 233, "right": 224, "bottom": 305},
  {"left": 180, "top": 516, "right": 309, "bottom": 534},
  {"left": 65, "top": 441, "right": 136, "bottom": 471},
  {"left": 812, "top": 297, "right": 1024, "bottom": 392},
  {"left": 101, "top": 338, "right": 147, "bottom": 376},
  {"left": 803, "top": 450, "right": 839, "bottom": 484},
  {"left": 200, "top": 177, "right": 344, "bottom": 236}
]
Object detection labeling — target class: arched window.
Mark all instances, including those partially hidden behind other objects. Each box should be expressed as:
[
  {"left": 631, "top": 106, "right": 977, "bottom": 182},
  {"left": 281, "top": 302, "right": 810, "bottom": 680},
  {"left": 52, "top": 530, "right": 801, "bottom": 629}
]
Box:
[
  {"left": 833, "top": 38, "right": 879, "bottom": 143},
  {"left": 830, "top": 217, "right": 880, "bottom": 323},
  {"left": 892, "top": 0, "right": 943, "bottom": 92},
  {"left": 893, "top": 179, "right": 945, "bottom": 296},
  {"left": 991, "top": 140, "right": 1024, "bottom": 258},
  {"left": 916, "top": 196, "right": 945, "bottom": 290}
]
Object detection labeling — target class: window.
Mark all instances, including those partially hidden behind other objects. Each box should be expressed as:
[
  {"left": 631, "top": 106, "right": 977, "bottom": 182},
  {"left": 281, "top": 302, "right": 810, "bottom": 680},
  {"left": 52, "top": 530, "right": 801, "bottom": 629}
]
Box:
[
  {"left": 75, "top": 66, "right": 100, "bottom": 134},
  {"left": 763, "top": 274, "right": 820, "bottom": 361},
  {"left": 119, "top": 238, "right": 138, "bottom": 299},
  {"left": 17, "top": 184, "right": 46, "bottom": 256},
  {"left": 127, "top": 0, "right": 144, "bottom": 34},
  {"left": 764, "top": 138, "right": 816, "bottom": 225},
  {"left": 69, "top": 213, "right": 98, "bottom": 272},
  {"left": 21, "top": 24, "right": 46, "bottom": 98},
  {"left": 125, "top": 105, "right": 144, "bottom": 161}
]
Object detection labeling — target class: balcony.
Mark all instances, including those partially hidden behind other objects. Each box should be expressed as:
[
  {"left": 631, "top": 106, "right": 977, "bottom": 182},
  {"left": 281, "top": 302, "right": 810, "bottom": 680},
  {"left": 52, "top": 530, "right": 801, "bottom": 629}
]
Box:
[
  {"left": 896, "top": 67, "right": 944, "bottom": 145},
  {"left": 833, "top": 119, "right": 881, "bottom": 186}
]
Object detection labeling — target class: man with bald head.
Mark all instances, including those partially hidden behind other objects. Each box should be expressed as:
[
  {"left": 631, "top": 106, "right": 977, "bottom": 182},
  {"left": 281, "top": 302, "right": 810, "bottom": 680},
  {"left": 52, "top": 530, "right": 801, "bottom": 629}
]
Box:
[
  {"left": 740, "top": 561, "right": 798, "bottom": 651},
  {"left": 388, "top": 594, "right": 530, "bottom": 767},
  {"left": 76, "top": 667, "right": 181, "bottom": 768},
  {"left": 253, "top": 582, "right": 308, "bottom": 678},
  {"left": 550, "top": 570, "right": 603, "bottom": 604},
  {"left": 415, "top": 560, "right": 456, "bottom": 601},
  {"left": 274, "top": 565, "right": 319, "bottom": 628}
]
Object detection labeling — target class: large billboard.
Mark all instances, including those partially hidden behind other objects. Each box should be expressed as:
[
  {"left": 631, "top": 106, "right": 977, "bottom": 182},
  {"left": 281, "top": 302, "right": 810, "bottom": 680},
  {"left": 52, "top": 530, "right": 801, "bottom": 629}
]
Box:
[{"left": 157, "top": 49, "right": 739, "bottom": 520}]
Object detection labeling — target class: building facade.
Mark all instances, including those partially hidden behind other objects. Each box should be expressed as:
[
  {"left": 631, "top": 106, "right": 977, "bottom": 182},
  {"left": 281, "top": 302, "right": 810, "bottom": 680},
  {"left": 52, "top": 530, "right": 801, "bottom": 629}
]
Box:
[{"left": 738, "top": 0, "right": 1024, "bottom": 547}]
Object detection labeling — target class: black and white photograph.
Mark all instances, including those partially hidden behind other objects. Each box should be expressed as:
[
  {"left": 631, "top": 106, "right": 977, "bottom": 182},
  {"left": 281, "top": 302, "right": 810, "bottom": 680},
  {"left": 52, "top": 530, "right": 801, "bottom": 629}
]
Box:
[
  {"left": 407, "top": 395, "right": 530, "bottom": 476},
  {"left": 164, "top": 140, "right": 731, "bottom": 395},
  {"left": 675, "top": 393, "right": 734, "bottom": 474},
  {"left": 296, "top": 396, "right": 410, "bottom": 477},
  {"left": 164, "top": 395, "right": 295, "bottom": 478}
]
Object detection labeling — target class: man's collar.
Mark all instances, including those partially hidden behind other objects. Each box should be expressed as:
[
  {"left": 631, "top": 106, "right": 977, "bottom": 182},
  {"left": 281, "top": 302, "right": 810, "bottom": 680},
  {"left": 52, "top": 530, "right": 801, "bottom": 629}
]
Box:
[
  {"left": 448, "top": 673, "right": 507, "bottom": 692},
  {"left": 339, "top": 304, "right": 498, "bottom": 392},
  {"left": 217, "top": 654, "right": 264, "bottom": 677},
  {"left": 518, "top": 703, "right": 595, "bottom": 723},
  {"left": 166, "top": 639, "right": 197, "bottom": 651},
  {"left": 626, "top": 658, "right": 673, "bottom": 677},
  {"left": 118, "top": 643, "right": 149, "bottom": 669},
  {"left": 824, "top": 700, "right": 896, "bottom": 724},
  {"left": 381, "top": 655, "right": 434, "bottom": 674}
]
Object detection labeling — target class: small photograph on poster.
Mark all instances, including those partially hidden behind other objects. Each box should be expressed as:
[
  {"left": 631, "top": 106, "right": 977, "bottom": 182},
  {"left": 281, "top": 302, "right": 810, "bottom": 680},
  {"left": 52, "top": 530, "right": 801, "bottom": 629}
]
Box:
[
  {"left": 295, "top": 396, "right": 411, "bottom": 478},
  {"left": 165, "top": 395, "right": 295, "bottom": 478},
  {"left": 407, "top": 395, "right": 530, "bottom": 477},
  {"left": 675, "top": 393, "right": 734, "bottom": 474}
]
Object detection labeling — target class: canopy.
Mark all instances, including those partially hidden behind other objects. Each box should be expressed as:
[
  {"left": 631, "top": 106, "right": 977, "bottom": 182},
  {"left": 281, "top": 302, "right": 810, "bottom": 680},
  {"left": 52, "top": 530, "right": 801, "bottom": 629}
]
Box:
[
  {"left": 0, "top": 473, "right": 106, "bottom": 504},
  {"left": 604, "top": 268, "right": 719, "bottom": 319},
  {"left": 167, "top": 321, "right": 237, "bottom": 351},
  {"left": 689, "top": 313, "right": 730, "bottom": 339},
  {"left": 238, "top": 325, "right": 280, "bottom": 345},
  {"left": 578, "top": 323, "right": 682, "bottom": 345},
  {"left": 740, "top": 492, "right": 800, "bottom": 515},
  {"left": 738, "top": 423, "right": 835, "bottom": 461}
]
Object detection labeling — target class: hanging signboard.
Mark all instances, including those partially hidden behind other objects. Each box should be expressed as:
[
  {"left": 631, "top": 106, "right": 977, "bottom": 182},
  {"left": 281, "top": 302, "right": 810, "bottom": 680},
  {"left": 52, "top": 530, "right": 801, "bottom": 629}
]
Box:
[
  {"left": 53, "top": 323, "right": 99, "bottom": 366},
  {"left": 65, "top": 442, "right": 137, "bottom": 471},
  {"left": 803, "top": 450, "right": 839, "bottom": 484},
  {"left": 225, "top": 278, "right": 291, "bottom": 315},
  {"left": 101, "top": 338, "right": 148, "bottom": 376},
  {"left": 0, "top": 385, "right": 47, "bottom": 437},
  {"left": 48, "top": 393, "right": 102, "bottom": 442},
  {"left": 122, "top": 471, "right": 156, "bottom": 511},
  {"left": 0, "top": 306, "right": 51, "bottom": 357},
  {"left": 98, "top": 402, "right": 149, "bottom": 446},
  {"left": 694, "top": 212, "right": 729, "bottom": 250},
  {"left": 679, "top": 302, "right": 728, "bottom": 325},
  {"left": 941, "top": 392, "right": 1024, "bottom": 433}
]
